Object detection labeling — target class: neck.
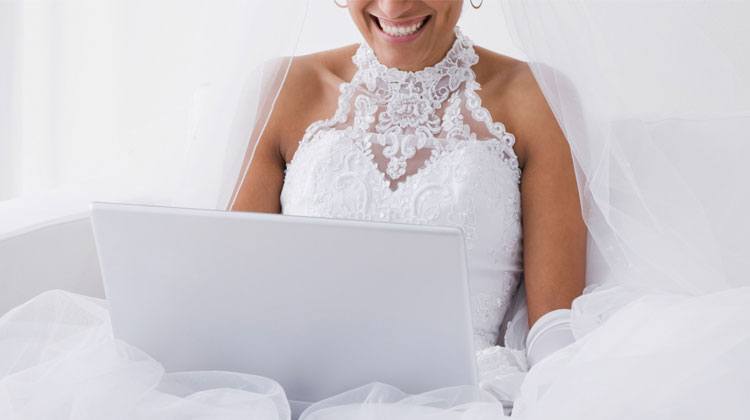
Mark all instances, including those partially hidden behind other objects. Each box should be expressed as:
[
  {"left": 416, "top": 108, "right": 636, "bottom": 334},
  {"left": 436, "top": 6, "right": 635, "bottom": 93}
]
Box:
[
  {"left": 365, "top": 28, "right": 460, "bottom": 73},
  {"left": 397, "top": 33, "right": 458, "bottom": 72}
]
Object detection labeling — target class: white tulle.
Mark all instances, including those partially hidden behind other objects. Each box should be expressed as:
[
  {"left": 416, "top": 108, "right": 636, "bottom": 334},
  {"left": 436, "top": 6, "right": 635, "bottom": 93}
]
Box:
[
  {"left": 511, "top": 286, "right": 750, "bottom": 420},
  {"left": 0, "top": 290, "right": 290, "bottom": 420},
  {"left": 4, "top": 287, "right": 749, "bottom": 419},
  {"left": 498, "top": 0, "right": 750, "bottom": 294}
]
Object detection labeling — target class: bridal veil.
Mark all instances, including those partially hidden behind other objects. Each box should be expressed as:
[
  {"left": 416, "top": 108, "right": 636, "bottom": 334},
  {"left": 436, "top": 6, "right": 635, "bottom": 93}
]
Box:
[{"left": 2, "top": 1, "right": 749, "bottom": 419}]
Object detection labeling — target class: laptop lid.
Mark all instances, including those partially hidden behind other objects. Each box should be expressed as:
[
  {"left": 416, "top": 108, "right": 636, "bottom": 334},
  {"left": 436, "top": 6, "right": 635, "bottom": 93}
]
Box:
[{"left": 91, "top": 201, "right": 477, "bottom": 404}]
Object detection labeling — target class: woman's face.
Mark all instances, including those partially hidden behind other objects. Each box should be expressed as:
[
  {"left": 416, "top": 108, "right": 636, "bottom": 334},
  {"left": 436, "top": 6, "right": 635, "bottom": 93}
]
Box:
[{"left": 347, "top": 0, "right": 463, "bottom": 71}]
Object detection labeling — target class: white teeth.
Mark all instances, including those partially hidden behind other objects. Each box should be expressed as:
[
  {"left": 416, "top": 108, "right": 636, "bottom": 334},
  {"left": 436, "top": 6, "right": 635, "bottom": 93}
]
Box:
[{"left": 378, "top": 18, "right": 425, "bottom": 37}]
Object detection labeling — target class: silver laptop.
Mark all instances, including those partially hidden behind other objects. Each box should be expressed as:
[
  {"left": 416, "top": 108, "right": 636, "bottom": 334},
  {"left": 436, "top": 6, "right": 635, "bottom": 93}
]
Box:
[{"left": 90, "top": 201, "right": 478, "bottom": 412}]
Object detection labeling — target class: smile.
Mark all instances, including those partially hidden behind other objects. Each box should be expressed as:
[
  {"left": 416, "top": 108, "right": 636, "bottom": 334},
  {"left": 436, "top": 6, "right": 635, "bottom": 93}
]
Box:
[{"left": 371, "top": 14, "right": 430, "bottom": 40}]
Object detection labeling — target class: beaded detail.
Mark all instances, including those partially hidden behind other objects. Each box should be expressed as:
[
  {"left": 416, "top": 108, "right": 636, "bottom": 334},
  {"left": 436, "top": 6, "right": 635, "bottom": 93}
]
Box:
[{"left": 281, "top": 26, "right": 523, "bottom": 351}]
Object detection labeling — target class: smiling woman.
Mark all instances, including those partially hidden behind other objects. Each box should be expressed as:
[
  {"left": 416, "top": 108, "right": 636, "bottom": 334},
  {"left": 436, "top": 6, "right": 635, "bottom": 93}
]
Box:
[{"left": 231, "top": 1, "right": 587, "bottom": 408}]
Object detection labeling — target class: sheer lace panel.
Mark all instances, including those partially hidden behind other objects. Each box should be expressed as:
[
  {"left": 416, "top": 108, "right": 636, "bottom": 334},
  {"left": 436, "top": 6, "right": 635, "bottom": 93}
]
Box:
[{"left": 298, "top": 27, "right": 519, "bottom": 191}]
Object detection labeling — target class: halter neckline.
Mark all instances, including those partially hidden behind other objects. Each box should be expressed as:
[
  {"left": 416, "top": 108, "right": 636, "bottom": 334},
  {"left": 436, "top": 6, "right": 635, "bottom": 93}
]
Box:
[{"left": 353, "top": 26, "right": 477, "bottom": 78}]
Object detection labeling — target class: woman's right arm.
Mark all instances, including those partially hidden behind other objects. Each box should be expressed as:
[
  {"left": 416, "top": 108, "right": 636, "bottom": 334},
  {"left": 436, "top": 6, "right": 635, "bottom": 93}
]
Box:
[
  {"left": 229, "top": 124, "right": 286, "bottom": 214},
  {"left": 230, "top": 57, "right": 306, "bottom": 214},
  {"left": 229, "top": 49, "right": 352, "bottom": 214}
]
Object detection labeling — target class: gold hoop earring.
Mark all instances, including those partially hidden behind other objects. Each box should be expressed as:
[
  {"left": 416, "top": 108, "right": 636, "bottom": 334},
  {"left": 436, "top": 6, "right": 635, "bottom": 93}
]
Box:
[
  {"left": 470, "top": 0, "right": 483, "bottom": 9},
  {"left": 334, "top": 0, "right": 348, "bottom": 8}
]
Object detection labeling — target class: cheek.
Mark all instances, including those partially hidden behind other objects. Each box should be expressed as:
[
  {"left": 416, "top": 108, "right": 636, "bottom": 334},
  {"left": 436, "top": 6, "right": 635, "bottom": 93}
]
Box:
[
  {"left": 428, "top": 0, "right": 461, "bottom": 17},
  {"left": 348, "top": 6, "right": 372, "bottom": 34},
  {"left": 443, "top": 5, "right": 462, "bottom": 25},
  {"left": 428, "top": 3, "right": 460, "bottom": 30}
]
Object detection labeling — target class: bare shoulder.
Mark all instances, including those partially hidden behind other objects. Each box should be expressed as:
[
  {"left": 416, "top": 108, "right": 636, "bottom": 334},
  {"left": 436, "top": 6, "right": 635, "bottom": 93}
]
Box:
[
  {"left": 472, "top": 46, "right": 527, "bottom": 94},
  {"left": 473, "top": 46, "right": 570, "bottom": 167},
  {"left": 265, "top": 44, "right": 359, "bottom": 163},
  {"left": 284, "top": 44, "right": 359, "bottom": 94}
]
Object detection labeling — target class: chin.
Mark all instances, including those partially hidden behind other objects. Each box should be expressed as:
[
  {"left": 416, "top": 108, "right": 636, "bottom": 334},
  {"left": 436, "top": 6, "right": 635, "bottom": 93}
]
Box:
[
  {"left": 363, "top": 14, "right": 442, "bottom": 70},
  {"left": 348, "top": 0, "right": 461, "bottom": 71},
  {"left": 372, "top": 45, "right": 425, "bottom": 70}
]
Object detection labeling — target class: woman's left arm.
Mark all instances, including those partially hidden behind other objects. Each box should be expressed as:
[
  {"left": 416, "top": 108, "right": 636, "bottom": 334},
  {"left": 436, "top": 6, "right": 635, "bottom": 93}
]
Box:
[{"left": 504, "top": 64, "right": 587, "bottom": 329}]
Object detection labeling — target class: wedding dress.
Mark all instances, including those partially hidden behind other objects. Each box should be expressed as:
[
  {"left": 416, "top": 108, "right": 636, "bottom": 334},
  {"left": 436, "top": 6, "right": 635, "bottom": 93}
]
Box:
[{"left": 280, "top": 28, "right": 530, "bottom": 390}]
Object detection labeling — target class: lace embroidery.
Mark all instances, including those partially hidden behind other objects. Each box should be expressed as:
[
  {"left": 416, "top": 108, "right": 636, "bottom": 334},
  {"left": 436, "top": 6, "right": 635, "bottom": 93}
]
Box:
[
  {"left": 281, "top": 26, "right": 523, "bottom": 354},
  {"left": 297, "top": 27, "right": 520, "bottom": 190}
]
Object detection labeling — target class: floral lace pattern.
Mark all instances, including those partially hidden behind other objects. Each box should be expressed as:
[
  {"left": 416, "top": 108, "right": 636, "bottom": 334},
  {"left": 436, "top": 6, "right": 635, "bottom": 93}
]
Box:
[{"left": 280, "top": 27, "right": 523, "bottom": 351}]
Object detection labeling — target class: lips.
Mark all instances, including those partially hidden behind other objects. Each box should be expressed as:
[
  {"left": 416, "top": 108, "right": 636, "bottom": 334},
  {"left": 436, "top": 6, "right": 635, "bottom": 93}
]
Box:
[{"left": 371, "top": 14, "right": 430, "bottom": 39}]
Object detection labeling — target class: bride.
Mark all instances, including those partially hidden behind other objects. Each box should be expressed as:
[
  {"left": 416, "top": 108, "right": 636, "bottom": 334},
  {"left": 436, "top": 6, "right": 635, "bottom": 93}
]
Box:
[
  {"left": 231, "top": 0, "right": 586, "bottom": 383},
  {"left": 2, "top": 1, "right": 750, "bottom": 419}
]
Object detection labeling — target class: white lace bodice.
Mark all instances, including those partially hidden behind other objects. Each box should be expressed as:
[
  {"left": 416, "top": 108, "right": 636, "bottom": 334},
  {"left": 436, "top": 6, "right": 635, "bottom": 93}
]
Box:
[{"left": 280, "top": 28, "right": 523, "bottom": 351}]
